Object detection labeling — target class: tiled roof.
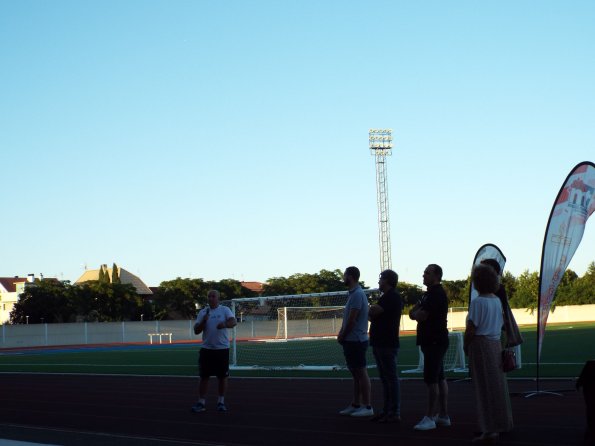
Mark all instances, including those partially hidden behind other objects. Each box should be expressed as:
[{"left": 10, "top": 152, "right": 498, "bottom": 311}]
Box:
[
  {"left": 0, "top": 277, "right": 27, "bottom": 293},
  {"left": 240, "top": 281, "right": 265, "bottom": 293}
]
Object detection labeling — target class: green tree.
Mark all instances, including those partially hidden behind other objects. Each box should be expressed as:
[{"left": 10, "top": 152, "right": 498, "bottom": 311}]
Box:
[
  {"left": 97, "top": 266, "right": 106, "bottom": 284},
  {"left": 561, "top": 262, "right": 595, "bottom": 305},
  {"left": 509, "top": 270, "right": 539, "bottom": 310},
  {"left": 10, "top": 280, "right": 75, "bottom": 324},
  {"left": 210, "top": 279, "right": 243, "bottom": 300},
  {"left": 398, "top": 282, "right": 424, "bottom": 306},
  {"left": 112, "top": 263, "right": 120, "bottom": 284},
  {"left": 152, "top": 278, "right": 208, "bottom": 320},
  {"left": 442, "top": 279, "right": 468, "bottom": 307},
  {"left": 263, "top": 269, "right": 349, "bottom": 297},
  {"left": 501, "top": 271, "right": 517, "bottom": 302}
]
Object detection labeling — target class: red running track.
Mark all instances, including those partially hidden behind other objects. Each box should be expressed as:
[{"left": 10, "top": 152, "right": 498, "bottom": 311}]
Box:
[{"left": 0, "top": 374, "right": 586, "bottom": 446}]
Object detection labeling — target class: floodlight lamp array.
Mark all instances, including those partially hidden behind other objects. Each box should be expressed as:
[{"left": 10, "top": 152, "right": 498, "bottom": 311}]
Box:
[{"left": 369, "top": 129, "right": 393, "bottom": 151}]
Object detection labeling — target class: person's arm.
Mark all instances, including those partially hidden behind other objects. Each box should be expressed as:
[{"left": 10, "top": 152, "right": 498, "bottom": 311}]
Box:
[
  {"left": 217, "top": 316, "right": 237, "bottom": 329},
  {"left": 464, "top": 320, "right": 476, "bottom": 355},
  {"left": 409, "top": 304, "right": 429, "bottom": 322},
  {"left": 369, "top": 304, "right": 384, "bottom": 320},
  {"left": 193, "top": 311, "right": 208, "bottom": 335},
  {"left": 338, "top": 308, "right": 359, "bottom": 343}
]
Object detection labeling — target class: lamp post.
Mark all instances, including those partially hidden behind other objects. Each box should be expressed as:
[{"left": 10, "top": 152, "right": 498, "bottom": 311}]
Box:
[
  {"left": 369, "top": 128, "right": 394, "bottom": 272},
  {"left": 141, "top": 314, "right": 144, "bottom": 322},
  {"left": 26, "top": 315, "right": 29, "bottom": 325}
]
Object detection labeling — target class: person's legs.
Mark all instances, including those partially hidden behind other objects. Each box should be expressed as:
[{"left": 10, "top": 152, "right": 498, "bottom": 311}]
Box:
[
  {"left": 414, "top": 344, "right": 443, "bottom": 430},
  {"left": 392, "top": 348, "right": 401, "bottom": 417},
  {"left": 426, "top": 382, "right": 439, "bottom": 417},
  {"left": 374, "top": 347, "right": 399, "bottom": 416},
  {"left": 218, "top": 376, "right": 228, "bottom": 397},
  {"left": 373, "top": 347, "right": 389, "bottom": 414},
  {"left": 343, "top": 341, "right": 373, "bottom": 417},
  {"left": 422, "top": 344, "right": 449, "bottom": 418},
  {"left": 438, "top": 378, "right": 449, "bottom": 417},
  {"left": 352, "top": 366, "right": 371, "bottom": 406},
  {"left": 199, "top": 376, "right": 210, "bottom": 399},
  {"left": 351, "top": 369, "right": 360, "bottom": 405}
]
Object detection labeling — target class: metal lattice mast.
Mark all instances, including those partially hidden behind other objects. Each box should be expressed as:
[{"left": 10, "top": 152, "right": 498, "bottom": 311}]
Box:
[{"left": 369, "top": 129, "right": 393, "bottom": 272}]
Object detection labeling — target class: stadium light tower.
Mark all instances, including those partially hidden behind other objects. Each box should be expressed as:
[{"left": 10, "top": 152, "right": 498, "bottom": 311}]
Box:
[{"left": 369, "top": 128, "right": 393, "bottom": 272}]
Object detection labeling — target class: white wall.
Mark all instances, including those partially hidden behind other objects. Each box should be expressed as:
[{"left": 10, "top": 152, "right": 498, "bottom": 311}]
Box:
[
  {"left": 400, "top": 304, "right": 595, "bottom": 331},
  {"left": 1, "top": 304, "right": 595, "bottom": 349}
]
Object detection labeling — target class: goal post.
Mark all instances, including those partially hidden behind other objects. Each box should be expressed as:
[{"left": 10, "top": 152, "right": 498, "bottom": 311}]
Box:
[
  {"left": 276, "top": 306, "right": 345, "bottom": 340},
  {"left": 222, "top": 289, "right": 379, "bottom": 370},
  {"left": 402, "top": 331, "right": 468, "bottom": 374}
]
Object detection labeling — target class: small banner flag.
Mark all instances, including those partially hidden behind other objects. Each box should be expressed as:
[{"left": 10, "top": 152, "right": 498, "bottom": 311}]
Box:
[
  {"left": 469, "top": 243, "right": 506, "bottom": 302},
  {"left": 538, "top": 161, "right": 595, "bottom": 358}
]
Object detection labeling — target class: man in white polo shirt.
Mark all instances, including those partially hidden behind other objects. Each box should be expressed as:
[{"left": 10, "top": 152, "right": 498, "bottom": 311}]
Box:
[{"left": 191, "top": 289, "right": 237, "bottom": 413}]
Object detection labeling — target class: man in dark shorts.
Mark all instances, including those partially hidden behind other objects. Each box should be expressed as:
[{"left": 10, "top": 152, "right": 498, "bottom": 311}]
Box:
[
  {"left": 369, "top": 269, "right": 403, "bottom": 423},
  {"left": 337, "top": 266, "right": 374, "bottom": 417},
  {"left": 191, "top": 289, "right": 237, "bottom": 413},
  {"left": 409, "top": 264, "right": 451, "bottom": 430}
]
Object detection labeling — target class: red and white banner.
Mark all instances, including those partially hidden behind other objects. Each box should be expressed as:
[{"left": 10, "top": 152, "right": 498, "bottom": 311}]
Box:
[
  {"left": 538, "top": 161, "right": 595, "bottom": 358},
  {"left": 469, "top": 243, "right": 506, "bottom": 302}
]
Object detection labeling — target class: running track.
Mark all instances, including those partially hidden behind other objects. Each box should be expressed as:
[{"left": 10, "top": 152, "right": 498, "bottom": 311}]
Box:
[{"left": 0, "top": 374, "right": 586, "bottom": 445}]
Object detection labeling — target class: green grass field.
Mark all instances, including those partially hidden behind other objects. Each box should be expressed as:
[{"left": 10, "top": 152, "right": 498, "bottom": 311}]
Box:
[{"left": 0, "top": 322, "right": 593, "bottom": 379}]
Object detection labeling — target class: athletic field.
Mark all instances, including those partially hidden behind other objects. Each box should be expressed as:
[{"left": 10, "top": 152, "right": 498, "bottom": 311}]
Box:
[{"left": 0, "top": 322, "right": 592, "bottom": 379}]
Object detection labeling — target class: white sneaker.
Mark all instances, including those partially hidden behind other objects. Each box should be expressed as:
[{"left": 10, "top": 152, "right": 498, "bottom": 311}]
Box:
[
  {"left": 339, "top": 405, "right": 360, "bottom": 416},
  {"left": 351, "top": 406, "right": 374, "bottom": 417},
  {"left": 433, "top": 414, "right": 451, "bottom": 426},
  {"left": 414, "top": 416, "right": 437, "bottom": 431}
]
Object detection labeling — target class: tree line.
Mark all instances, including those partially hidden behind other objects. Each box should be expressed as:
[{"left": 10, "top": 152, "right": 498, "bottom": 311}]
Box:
[{"left": 9, "top": 263, "right": 595, "bottom": 324}]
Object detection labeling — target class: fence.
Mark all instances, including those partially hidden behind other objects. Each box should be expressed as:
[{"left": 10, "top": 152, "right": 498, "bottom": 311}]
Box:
[{"left": 2, "top": 304, "right": 595, "bottom": 350}]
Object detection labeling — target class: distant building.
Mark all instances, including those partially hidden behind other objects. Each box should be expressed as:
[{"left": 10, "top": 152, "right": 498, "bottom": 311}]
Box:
[
  {"left": 75, "top": 264, "right": 153, "bottom": 295},
  {"left": 0, "top": 274, "right": 37, "bottom": 324},
  {"left": 240, "top": 281, "right": 265, "bottom": 295}
]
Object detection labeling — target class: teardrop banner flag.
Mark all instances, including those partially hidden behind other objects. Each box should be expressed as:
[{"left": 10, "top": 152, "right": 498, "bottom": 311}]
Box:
[
  {"left": 469, "top": 243, "right": 506, "bottom": 302},
  {"left": 538, "top": 161, "right": 595, "bottom": 359}
]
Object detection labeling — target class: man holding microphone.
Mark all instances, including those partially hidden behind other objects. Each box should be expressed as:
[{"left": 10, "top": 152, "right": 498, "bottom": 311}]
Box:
[{"left": 191, "top": 289, "right": 237, "bottom": 413}]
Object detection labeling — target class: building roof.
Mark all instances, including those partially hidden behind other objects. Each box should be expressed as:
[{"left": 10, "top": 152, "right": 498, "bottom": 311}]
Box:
[
  {"left": 0, "top": 277, "right": 27, "bottom": 293},
  {"left": 75, "top": 266, "right": 153, "bottom": 295},
  {"left": 240, "top": 281, "right": 265, "bottom": 294}
]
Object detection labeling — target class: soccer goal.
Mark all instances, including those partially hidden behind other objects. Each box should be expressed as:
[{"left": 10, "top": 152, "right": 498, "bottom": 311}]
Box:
[
  {"left": 275, "top": 306, "right": 345, "bottom": 340},
  {"left": 402, "top": 331, "right": 468, "bottom": 374},
  {"left": 221, "top": 289, "right": 379, "bottom": 370}
]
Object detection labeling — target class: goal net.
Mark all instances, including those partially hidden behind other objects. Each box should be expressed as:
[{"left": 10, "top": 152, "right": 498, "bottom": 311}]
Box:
[
  {"left": 275, "top": 306, "right": 344, "bottom": 340},
  {"left": 402, "top": 331, "right": 468, "bottom": 374},
  {"left": 221, "top": 289, "right": 378, "bottom": 370}
]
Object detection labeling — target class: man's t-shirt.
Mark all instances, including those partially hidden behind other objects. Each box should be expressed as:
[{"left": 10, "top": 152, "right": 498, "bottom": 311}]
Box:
[
  {"left": 341, "top": 285, "right": 369, "bottom": 342},
  {"left": 416, "top": 284, "right": 449, "bottom": 347},
  {"left": 195, "top": 305, "right": 234, "bottom": 350},
  {"left": 369, "top": 288, "right": 403, "bottom": 348}
]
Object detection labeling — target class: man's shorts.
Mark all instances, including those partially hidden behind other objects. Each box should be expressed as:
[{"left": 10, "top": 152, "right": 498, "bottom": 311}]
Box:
[
  {"left": 198, "top": 347, "right": 230, "bottom": 379},
  {"left": 342, "top": 340, "right": 369, "bottom": 369},
  {"left": 421, "top": 342, "right": 448, "bottom": 384}
]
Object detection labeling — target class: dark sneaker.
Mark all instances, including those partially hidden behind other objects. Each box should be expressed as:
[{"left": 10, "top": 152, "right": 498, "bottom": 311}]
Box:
[
  {"left": 217, "top": 402, "right": 227, "bottom": 412},
  {"left": 379, "top": 414, "right": 401, "bottom": 423},
  {"left": 370, "top": 413, "right": 386, "bottom": 422},
  {"left": 191, "top": 402, "right": 206, "bottom": 413}
]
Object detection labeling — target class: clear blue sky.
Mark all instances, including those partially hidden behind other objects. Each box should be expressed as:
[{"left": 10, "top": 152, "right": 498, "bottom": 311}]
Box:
[{"left": 2, "top": 1, "right": 594, "bottom": 289}]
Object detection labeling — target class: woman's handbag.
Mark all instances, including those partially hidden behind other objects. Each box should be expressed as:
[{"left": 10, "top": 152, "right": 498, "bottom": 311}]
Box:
[
  {"left": 502, "top": 349, "right": 517, "bottom": 372},
  {"left": 503, "top": 300, "right": 523, "bottom": 348}
]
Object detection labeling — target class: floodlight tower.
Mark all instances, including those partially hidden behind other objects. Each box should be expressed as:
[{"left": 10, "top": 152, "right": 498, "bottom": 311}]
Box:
[{"left": 369, "top": 129, "right": 393, "bottom": 272}]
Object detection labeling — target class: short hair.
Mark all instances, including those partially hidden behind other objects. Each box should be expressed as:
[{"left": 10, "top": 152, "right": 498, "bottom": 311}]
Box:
[
  {"left": 380, "top": 269, "right": 398, "bottom": 288},
  {"left": 427, "top": 264, "right": 443, "bottom": 281},
  {"left": 344, "top": 266, "right": 360, "bottom": 282},
  {"left": 207, "top": 289, "right": 220, "bottom": 299},
  {"left": 472, "top": 264, "right": 500, "bottom": 294},
  {"left": 480, "top": 258, "right": 501, "bottom": 275}
]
